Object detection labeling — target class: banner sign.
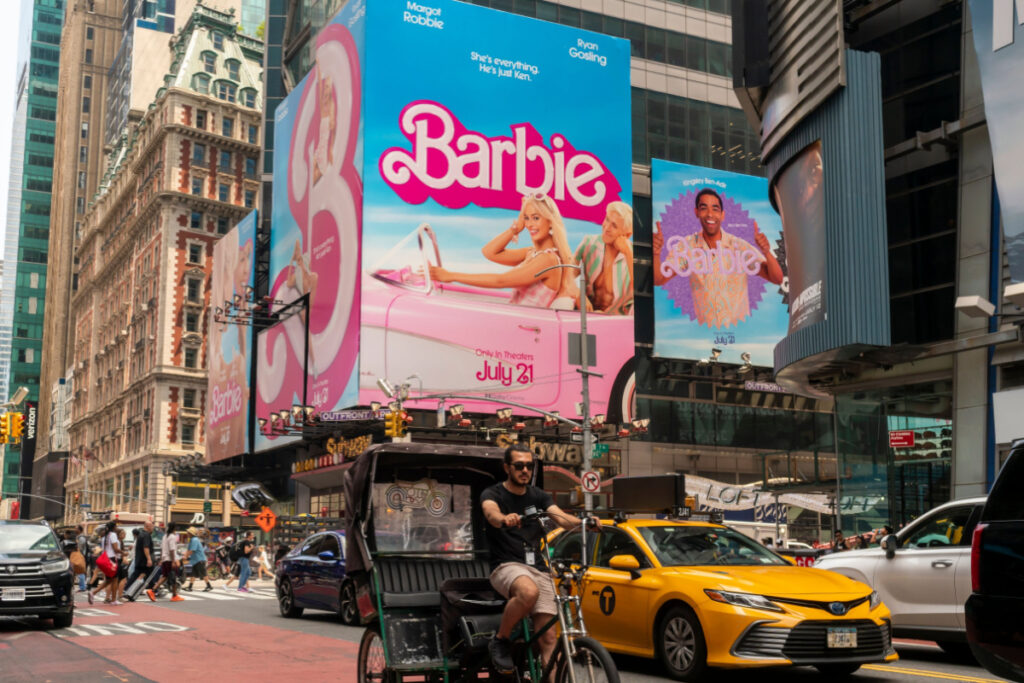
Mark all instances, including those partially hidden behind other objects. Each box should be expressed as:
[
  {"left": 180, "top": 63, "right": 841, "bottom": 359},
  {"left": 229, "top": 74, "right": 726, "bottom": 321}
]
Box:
[
  {"left": 888, "top": 430, "right": 915, "bottom": 448},
  {"left": 968, "top": 0, "right": 1024, "bottom": 281},
  {"left": 261, "top": 0, "right": 633, "bottom": 449},
  {"left": 208, "top": 211, "right": 256, "bottom": 462},
  {"left": 652, "top": 159, "right": 788, "bottom": 366}
]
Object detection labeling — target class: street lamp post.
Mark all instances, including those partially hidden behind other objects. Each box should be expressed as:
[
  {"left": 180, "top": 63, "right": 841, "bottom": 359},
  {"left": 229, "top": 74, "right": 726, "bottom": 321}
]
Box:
[{"left": 534, "top": 264, "right": 599, "bottom": 514}]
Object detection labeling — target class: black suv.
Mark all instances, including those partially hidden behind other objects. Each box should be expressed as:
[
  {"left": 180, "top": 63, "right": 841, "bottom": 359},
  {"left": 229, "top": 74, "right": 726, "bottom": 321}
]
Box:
[
  {"left": 966, "top": 438, "right": 1024, "bottom": 682},
  {"left": 0, "top": 520, "right": 75, "bottom": 628}
]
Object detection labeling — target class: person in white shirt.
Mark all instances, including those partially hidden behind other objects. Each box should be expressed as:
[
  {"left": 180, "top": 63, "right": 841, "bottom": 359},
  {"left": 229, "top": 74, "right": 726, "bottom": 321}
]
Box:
[
  {"left": 88, "top": 521, "right": 121, "bottom": 605},
  {"left": 146, "top": 522, "right": 185, "bottom": 602}
]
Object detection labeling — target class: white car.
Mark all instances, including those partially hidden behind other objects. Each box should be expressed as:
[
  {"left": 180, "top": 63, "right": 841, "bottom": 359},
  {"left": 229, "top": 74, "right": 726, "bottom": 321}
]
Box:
[{"left": 814, "top": 497, "right": 986, "bottom": 656}]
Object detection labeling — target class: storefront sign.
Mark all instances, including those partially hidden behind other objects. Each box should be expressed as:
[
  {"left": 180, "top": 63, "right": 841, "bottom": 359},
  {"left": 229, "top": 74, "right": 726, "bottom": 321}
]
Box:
[
  {"left": 653, "top": 161, "right": 788, "bottom": 366},
  {"left": 496, "top": 434, "right": 582, "bottom": 466},
  {"left": 292, "top": 434, "right": 373, "bottom": 473},
  {"left": 320, "top": 409, "right": 381, "bottom": 421},
  {"left": 888, "top": 430, "right": 915, "bottom": 448}
]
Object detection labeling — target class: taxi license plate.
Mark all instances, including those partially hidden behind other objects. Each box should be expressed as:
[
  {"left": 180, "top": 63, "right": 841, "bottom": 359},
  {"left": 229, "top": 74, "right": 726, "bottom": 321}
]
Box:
[
  {"left": 827, "top": 626, "right": 857, "bottom": 648},
  {"left": 2, "top": 588, "right": 26, "bottom": 602}
]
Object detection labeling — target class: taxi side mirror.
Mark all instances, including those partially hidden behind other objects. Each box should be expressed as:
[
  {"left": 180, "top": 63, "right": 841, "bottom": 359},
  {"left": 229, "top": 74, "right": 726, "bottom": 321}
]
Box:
[
  {"left": 880, "top": 534, "right": 897, "bottom": 560},
  {"left": 609, "top": 554, "right": 641, "bottom": 579}
]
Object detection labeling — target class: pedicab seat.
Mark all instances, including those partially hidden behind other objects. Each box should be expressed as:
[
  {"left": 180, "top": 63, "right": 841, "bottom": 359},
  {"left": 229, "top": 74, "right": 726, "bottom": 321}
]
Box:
[{"left": 376, "top": 557, "right": 492, "bottom": 608}]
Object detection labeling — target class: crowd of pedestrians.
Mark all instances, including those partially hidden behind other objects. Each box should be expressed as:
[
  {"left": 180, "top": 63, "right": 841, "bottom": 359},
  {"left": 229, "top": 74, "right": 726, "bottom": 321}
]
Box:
[{"left": 66, "top": 521, "right": 278, "bottom": 606}]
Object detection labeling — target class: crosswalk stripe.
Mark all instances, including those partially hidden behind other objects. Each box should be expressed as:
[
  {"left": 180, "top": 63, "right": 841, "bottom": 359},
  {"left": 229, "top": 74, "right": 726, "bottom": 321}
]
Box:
[{"left": 182, "top": 590, "right": 239, "bottom": 601}]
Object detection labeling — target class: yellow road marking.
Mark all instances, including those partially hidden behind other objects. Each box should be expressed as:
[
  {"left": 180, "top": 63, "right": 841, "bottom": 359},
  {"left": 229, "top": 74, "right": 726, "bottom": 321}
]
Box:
[{"left": 862, "top": 664, "right": 1006, "bottom": 683}]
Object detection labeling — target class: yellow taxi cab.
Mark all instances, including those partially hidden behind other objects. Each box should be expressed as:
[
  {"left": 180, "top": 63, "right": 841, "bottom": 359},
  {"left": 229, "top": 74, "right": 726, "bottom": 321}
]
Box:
[{"left": 549, "top": 516, "right": 898, "bottom": 681}]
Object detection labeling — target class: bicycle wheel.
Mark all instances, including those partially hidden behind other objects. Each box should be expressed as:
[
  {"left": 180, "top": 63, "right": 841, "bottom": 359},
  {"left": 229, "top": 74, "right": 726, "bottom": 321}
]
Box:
[
  {"left": 357, "top": 624, "right": 392, "bottom": 683},
  {"left": 555, "top": 636, "right": 619, "bottom": 683}
]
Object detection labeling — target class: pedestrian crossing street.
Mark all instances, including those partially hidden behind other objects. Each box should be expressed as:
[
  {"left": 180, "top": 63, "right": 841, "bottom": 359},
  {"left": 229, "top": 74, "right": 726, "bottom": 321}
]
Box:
[{"left": 75, "top": 585, "right": 279, "bottom": 605}]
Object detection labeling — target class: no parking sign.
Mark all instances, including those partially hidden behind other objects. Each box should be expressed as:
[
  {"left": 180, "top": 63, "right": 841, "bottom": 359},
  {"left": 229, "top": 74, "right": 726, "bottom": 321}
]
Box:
[{"left": 581, "top": 471, "right": 601, "bottom": 494}]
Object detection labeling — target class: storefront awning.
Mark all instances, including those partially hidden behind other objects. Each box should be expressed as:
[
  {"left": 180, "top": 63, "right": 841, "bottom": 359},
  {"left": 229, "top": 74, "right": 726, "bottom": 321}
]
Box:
[{"left": 291, "top": 461, "right": 353, "bottom": 490}]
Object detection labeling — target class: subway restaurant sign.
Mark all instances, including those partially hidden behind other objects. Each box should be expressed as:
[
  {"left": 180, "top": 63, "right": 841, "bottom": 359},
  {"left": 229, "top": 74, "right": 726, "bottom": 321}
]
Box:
[
  {"left": 291, "top": 434, "right": 373, "bottom": 474},
  {"left": 496, "top": 435, "right": 584, "bottom": 466}
]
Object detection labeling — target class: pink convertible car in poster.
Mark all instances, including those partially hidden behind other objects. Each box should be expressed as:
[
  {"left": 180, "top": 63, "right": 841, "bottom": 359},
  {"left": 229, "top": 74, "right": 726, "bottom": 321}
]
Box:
[{"left": 358, "top": 223, "right": 636, "bottom": 423}]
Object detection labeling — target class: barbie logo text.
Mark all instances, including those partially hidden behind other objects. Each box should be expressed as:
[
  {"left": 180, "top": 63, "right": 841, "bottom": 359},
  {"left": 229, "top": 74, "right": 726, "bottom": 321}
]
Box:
[
  {"left": 209, "top": 381, "right": 244, "bottom": 427},
  {"left": 379, "top": 101, "right": 621, "bottom": 223}
]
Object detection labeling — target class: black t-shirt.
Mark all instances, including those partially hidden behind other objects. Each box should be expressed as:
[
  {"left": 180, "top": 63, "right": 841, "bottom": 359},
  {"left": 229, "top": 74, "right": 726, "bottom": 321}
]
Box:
[
  {"left": 134, "top": 531, "right": 153, "bottom": 567},
  {"left": 481, "top": 482, "right": 554, "bottom": 571}
]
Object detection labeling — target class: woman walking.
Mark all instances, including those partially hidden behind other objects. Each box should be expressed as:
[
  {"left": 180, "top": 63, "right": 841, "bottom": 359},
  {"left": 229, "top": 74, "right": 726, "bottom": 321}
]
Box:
[{"left": 88, "top": 522, "right": 121, "bottom": 605}]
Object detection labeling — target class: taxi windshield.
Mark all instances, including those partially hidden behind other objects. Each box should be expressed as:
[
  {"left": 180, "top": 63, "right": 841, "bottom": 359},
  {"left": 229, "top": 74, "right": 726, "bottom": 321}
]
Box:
[{"left": 638, "top": 525, "right": 788, "bottom": 567}]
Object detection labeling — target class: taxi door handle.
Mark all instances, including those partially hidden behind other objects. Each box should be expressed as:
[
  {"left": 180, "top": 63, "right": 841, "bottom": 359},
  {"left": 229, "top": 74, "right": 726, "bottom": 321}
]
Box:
[{"left": 931, "top": 560, "right": 953, "bottom": 568}]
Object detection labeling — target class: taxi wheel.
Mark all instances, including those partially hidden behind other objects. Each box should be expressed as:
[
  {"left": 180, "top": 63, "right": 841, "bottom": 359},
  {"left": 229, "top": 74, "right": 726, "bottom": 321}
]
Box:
[{"left": 657, "top": 605, "right": 707, "bottom": 681}]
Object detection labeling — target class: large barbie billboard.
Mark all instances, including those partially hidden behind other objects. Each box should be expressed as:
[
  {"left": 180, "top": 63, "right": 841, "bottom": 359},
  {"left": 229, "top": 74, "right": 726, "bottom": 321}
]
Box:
[
  {"left": 260, "top": 0, "right": 634, "bottom": 450},
  {"left": 208, "top": 211, "right": 256, "bottom": 462},
  {"left": 652, "top": 160, "right": 788, "bottom": 366}
]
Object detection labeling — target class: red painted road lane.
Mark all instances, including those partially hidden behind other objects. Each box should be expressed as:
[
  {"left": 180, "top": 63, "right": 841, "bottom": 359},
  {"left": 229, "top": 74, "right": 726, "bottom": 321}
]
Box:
[
  {"left": 0, "top": 630, "right": 152, "bottom": 682},
  {"left": 2, "top": 601, "right": 361, "bottom": 682}
]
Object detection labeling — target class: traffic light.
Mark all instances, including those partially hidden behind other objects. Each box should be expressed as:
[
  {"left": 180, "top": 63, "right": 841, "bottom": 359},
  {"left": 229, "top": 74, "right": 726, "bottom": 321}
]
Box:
[
  {"left": 384, "top": 411, "right": 398, "bottom": 438},
  {"left": 0, "top": 414, "right": 8, "bottom": 444},
  {"left": 8, "top": 413, "right": 23, "bottom": 442},
  {"left": 396, "top": 410, "right": 410, "bottom": 438}
]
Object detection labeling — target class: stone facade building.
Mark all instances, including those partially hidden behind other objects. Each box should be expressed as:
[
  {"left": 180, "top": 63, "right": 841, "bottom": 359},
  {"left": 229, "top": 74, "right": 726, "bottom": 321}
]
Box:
[{"left": 62, "top": 5, "right": 262, "bottom": 519}]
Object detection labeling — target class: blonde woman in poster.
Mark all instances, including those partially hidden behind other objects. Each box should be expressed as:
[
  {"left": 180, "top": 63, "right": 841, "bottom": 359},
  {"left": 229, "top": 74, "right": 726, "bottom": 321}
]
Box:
[
  {"left": 428, "top": 194, "right": 581, "bottom": 309},
  {"left": 573, "top": 201, "right": 634, "bottom": 315}
]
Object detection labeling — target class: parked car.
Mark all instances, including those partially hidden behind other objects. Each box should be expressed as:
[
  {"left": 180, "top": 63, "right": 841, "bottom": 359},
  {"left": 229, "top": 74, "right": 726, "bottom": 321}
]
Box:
[
  {"left": 275, "top": 529, "right": 358, "bottom": 625},
  {"left": 551, "top": 517, "right": 896, "bottom": 680},
  {"left": 0, "top": 520, "right": 75, "bottom": 628},
  {"left": 814, "top": 497, "right": 986, "bottom": 656},
  {"left": 966, "top": 439, "right": 1024, "bottom": 681}
]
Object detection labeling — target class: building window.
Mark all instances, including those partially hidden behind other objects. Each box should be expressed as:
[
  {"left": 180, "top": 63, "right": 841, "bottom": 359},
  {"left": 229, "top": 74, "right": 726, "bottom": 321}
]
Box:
[
  {"left": 85, "top": 48, "right": 92, "bottom": 64},
  {"left": 79, "top": 146, "right": 87, "bottom": 163},
  {"left": 202, "top": 52, "right": 216, "bottom": 74},
  {"left": 192, "top": 73, "right": 210, "bottom": 94},
  {"left": 83, "top": 75, "right": 91, "bottom": 89},
  {"left": 244, "top": 157, "right": 256, "bottom": 177},
  {"left": 222, "top": 117, "right": 233, "bottom": 137},
  {"left": 247, "top": 124, "right": 257, "bottom": 144},
  {"left": 188, "top": 243, "right": 202, "bottom": 264},
  {"left": 216, "top": 81, "right": 236, "bottom": 103},
  {"left": 226, "top": 59, "right": 239, "bottom": 81},
  {"left": 86, "top": 27, "right": 93, "bottom": 40},
  {"left": 211, "top": 31, "right": 224, "bottom": 51},
  {"left": 183, "top": 388, "right": 196, "bottom": 408},
  {"left": 186, "top": 278, "right": 201, "bottom": 303},
  {"left": 193, "top": 143, "right": 205, "bottom": 164},
  {"left": 241, "top": 89, "right": 256, "bottom": 108},
  {"left": 80, "top": 121, "right": 88, "bottom": 138},
  {"left": 191, "top": 177, "right": 203, "bottom": 195},
  {"left": 244, "top": 189, "right": 255, "bottom": 208},
  {"left": 216, "top": 217, "right": 229, "bottom": 234},
  {"left": 183, "top": 347, "right": 198, "bottom": 369},
  {"left": 82, "top": 97, "right": 90, "bottom": 113},
  {"left": 181, "top": 422, "right": 195, "bottom": 445},
  {"left": 78, "top": 171, "right": 86, "bottom": 189},
  {"left": 76, "top": 196, "right": 85, "bottom": 214},
  {"left": 185, "top": 312, "right": 198, "bottom": 332},
  {"left": 196, "top": 109, "right": 207, "bottom": 129},
  {"left": 219, "top": 150, "right": 231, "bottom": 168},
  {"left": 189, "top": 211, "right": 202, "bottom": 229},
  {"left": 218, "top": 183, "right": 230, "bottom": 202}
]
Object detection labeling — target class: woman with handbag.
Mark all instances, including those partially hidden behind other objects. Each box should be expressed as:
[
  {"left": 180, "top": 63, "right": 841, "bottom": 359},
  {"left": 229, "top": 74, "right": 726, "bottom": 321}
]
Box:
[{"left": 88, "top": 522, "right": 122, "bottom": 605}]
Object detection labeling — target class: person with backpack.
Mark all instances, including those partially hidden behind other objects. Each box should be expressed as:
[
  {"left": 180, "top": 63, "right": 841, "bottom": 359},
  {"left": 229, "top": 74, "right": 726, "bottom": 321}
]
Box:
[
  {"left": 223, "top": 531, "right": 255, "bottom": 593},
  {"left": 223, "top": 534, "right": 244, "bottom": 589}
]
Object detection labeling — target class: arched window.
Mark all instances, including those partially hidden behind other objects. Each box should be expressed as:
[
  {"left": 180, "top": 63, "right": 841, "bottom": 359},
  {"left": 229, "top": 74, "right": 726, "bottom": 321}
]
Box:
[
  {"left": 225, "top": 59, "right": 240, "bottom": 81},
  {"left": 191, "top": 73, "right": 210, "bottom": 95},
  {"left": 215, "top": 81, "right": 237, "bottom": 103},
  {"left": 239, "top": 88, "right": 257, "bottom": 108},
  {"left": 201, "top": 51, "right": 216, "bottom": 74}
]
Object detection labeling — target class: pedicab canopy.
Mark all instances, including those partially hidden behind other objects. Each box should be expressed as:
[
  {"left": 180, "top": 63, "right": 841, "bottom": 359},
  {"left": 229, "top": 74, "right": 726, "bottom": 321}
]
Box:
[{"left": 342, "top": 443, "right": 544, "bottom": 574}]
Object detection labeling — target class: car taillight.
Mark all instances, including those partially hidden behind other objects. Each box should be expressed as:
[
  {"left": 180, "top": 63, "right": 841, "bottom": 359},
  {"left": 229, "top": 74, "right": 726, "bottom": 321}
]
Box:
[{"left": 970, "top": 523, "right": 987, "bottom": 592}]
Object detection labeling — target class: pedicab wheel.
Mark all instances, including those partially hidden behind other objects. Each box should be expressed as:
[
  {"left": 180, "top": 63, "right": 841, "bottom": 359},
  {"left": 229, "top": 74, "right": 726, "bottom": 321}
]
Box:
[
  {"left": 657, "top": 605, "right": 707, "bottom": 681},
  {"left": 813, "top": 663, "right": 861, "bottom": 677},
  {"left": 339, "top": 580, "right": 359, "bottom": 625},
  {"left": 554, "top": 636, "right": 619, "bottom": 683},
  {"left": 358, "top": 625, "right": 392, "bottom": 683},
  {"left": 277, "top": 578, "right": 303, "bottom": 618}
]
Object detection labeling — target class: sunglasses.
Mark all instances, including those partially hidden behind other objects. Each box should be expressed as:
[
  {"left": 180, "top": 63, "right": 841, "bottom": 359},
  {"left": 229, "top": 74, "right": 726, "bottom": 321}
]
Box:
[{"left": 511, "top": 462, "right": 536, "bottom": 472}]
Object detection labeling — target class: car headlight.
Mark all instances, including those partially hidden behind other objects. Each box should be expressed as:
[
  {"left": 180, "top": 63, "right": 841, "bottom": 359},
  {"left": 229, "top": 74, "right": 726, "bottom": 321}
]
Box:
[
  {"left": 869, "top": 590, "right": 881, "bottom": 610},
  {"left": 704, "top": 589, "right": 784, "bottom": 613},
  {"left": 41, "top": 557, "right": 70, "bottom": 574}
]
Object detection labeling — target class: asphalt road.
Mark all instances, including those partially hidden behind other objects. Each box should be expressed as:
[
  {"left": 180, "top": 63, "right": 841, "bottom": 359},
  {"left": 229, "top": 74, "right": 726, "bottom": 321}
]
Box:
[{"left": 0, "top": 578, "right": 1010, "bottom": 682}]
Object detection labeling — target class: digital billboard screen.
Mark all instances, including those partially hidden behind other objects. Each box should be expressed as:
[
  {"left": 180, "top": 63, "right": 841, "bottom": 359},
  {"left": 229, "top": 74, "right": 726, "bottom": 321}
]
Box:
[
  {"left": 262, "top": 0, "right": 634, "bottom": 443},
  {"left": 652, "top": 159, "right": 788, "bottom": 366},
  {"left": 207, "top": 211, "right": 256, "bottom": 462}
]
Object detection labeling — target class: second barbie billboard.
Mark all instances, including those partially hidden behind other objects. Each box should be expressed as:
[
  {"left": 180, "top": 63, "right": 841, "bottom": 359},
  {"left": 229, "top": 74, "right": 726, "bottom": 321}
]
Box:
[{"left": 260, "top": 0, "right": 633, "bottom": 450}]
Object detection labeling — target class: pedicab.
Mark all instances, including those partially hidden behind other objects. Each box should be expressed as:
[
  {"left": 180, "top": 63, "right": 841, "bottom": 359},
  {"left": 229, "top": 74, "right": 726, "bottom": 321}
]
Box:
[{"left": 344, "top": 442, "right": 619, "bottom": 682}]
